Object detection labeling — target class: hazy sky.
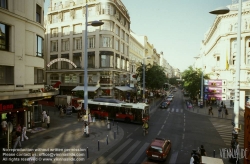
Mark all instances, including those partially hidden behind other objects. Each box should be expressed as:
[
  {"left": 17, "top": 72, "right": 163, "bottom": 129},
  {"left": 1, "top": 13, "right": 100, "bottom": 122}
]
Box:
[{"left": 44, "top": 0, "right": 232, "bottom": 72}]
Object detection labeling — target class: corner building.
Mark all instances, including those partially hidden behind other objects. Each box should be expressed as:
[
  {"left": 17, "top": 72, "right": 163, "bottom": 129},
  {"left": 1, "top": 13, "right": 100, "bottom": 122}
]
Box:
[
  {"left": 45, "top": 0, "right": 131, "bottom": 99},
  {"left": 0, "top": 0, "right": 58, "bottom": 144}
]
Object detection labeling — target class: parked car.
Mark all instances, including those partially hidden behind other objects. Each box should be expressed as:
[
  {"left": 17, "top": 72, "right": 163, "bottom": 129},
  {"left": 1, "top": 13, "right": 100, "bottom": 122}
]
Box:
[
  {"left": 165, "top": 100, "right": 171, "bottom": 106},
  {"left": 166, "top": 97, "right": 173, "bottom": 102},
  {"left": 146, "top": 138, "right": 171, "bottom": 161},
  {"left": 168, "top": 94, "right": 174, "bottom": 98},
  {"left": 160, "top": 102, "right": 168, "bottom": 109}
]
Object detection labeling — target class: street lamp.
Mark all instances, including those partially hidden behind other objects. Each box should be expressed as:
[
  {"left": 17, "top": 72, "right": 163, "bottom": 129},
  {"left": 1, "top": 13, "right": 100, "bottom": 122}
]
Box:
[
  {"left": 83, "top": 1, "right": 103, "bottom": 136},
  {"left": 209, "top": 0, "right": 242, "bottom": 132},
  {"left": 143, "top": 57, "right": 151, "bottom": 100}
]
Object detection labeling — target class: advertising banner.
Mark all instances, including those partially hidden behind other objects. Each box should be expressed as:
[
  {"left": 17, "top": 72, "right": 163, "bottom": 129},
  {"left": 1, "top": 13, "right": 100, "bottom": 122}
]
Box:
[
  {"left": 204, "top": 86, "right": 224, "bottom": 94},
  {"left": 204, "top": 94, "right": 225, "bottom": 100},
  {"left": 204, "top": 79, "right": 222, "bottom": 86}
]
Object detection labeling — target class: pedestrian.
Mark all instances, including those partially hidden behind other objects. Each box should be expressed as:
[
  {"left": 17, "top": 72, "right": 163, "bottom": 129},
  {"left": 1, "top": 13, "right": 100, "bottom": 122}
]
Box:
[
  {"left": 221, "top": 105, "right": 225, "bottom": 118},
  {"left": 200, "top": 145, "right": 207, "bottom": 156},
  {"left": 1, "top": 119, "right": 7, "bottom": 135},
  {"left": 225, "top": 107, "right": 229, "bottom": 118},
  {"left": 42, "top": 110, "right": 47, "bottom": 122},
  {"left": 46, "top": 114, "right": 50, "bottom": 128},
  {"left": 13, "top": 133, "right": 22, "bottom": 149},
  {"left": 208, "top": 105, "right": 213, "bottom": 116},
  {"left": 28, "top": 151, "right": 36, "bottom": 164},
  {"left": 77, "top": 111, "right": 81, "bottom": 122},
  {"left": 60, "top": 107, "right": 64, "bottom": 117},
  {"left": 16, "top": 124, "right": 22, "bottom": 136},
  {"left": 218, "top": 105, "right": 222, "bottom": 118},
  {"left": 21, "top": 125, "right": 28, "bottom": 141}
]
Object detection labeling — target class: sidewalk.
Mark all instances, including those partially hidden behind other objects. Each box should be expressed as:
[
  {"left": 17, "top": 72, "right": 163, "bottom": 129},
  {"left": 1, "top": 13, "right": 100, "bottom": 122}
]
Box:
[
  {"left": 1, "top": 106, "right": 124, "bottom": 164},
  {"left": 183, "top": 97, "right": 245, "bottom": 125}
]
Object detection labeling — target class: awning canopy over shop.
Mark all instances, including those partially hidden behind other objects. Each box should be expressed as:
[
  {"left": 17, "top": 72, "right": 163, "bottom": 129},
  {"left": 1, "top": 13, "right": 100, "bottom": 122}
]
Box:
[
  {"left": 115, "top": 86, "right": 134, "bottom": 91},
  {"left": 72, "top": 86, "right": 99, "bottom": 92}
]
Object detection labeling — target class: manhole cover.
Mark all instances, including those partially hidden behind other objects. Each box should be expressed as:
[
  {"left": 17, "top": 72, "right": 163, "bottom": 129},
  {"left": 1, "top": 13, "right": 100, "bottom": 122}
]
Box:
[{"left": 43, "top": 136, "right": 52, "bottom": 139}]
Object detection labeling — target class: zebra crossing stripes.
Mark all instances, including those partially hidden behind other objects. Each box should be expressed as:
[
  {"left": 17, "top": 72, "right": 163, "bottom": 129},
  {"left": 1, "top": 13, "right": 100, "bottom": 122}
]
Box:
[
  {"left": 211, "top": 122, "right": 244, "bottom": 147},
  {"left": 165, "top": 108, "right": 183, "bottom": 113},
  {"left": 128, "top": 142, "right": 150, "bottom": 163}
]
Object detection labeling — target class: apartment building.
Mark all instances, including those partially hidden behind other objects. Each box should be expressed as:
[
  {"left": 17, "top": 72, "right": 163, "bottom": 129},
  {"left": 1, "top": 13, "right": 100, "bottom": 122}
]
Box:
[
  {"left": 45, "top": 0, "right": 131, "bottom": 99},
  {"left": 0, "top": 0, "right": 58, "bottom": 132},
  {"left": 195, "top": 1, "right": 250, "bottom": 110}
]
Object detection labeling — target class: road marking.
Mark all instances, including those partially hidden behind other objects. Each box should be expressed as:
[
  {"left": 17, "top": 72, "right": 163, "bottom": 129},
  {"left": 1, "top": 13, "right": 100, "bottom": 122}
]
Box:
[
  {"left": 182, "top": 134, "right": 185, "bottom": 139},
  {"left": 176, "top": 108, "right": 179, "bottom": 112},
  {"left": 129, "top": 142, "right": 150, "bottom": 164},
  {"left": 169, "top": 151, "right": 179, "bottom": 164},
  {"left": 164, "top": 120, "right": 166, "bottom": 124},
  {"left": 134, "top": 127, "right": 139, "bottom": 131},
  {"left": 126, "top": 133, "right": 132, "bottom": 139},
  {"left": 116, "top": 140, "right": 141, "bottom": 163},
  {"left": 181, "top": 109, "right": 183, "bottom": 113},
  {"left": 161, "top": 125, "right": 164, "bottom": 129},
  {"left": 183, "top": 128, "right": 185, "bottom": 132},
  {"left": 157, "top": 130, "right": 161, "bottom": 136},
  {"left": 171, "top": 108, "right": 175, "bottom": 112},
  {"left": 105, "top": 138, "right": 133, "bottom": 163}
]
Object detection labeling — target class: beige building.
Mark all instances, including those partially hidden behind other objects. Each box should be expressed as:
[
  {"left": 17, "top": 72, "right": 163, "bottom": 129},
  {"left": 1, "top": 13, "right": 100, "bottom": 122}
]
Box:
[
  {"left": 45, "top": 0, "right": 131, "bottom": 99},
  {"left": 195, "top": 1, "right": 250, "bottom": 110},
  {"left": 0, "top": 0, "right": 58, "bottom": 130}
]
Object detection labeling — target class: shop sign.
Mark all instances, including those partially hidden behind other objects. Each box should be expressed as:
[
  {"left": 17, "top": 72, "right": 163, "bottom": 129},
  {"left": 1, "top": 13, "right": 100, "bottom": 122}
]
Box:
[{"left": 0, "top": 103, "right": 14, "bottom": 111}]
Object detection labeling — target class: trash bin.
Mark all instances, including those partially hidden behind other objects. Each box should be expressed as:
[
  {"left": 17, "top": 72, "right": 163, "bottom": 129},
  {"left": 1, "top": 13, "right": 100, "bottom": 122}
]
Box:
[
  {"left": 107, "top": 122, "right": 111, "bottom": 130},
  {"left": 92, "top": 117, "right": 95, "bottom": 122}
]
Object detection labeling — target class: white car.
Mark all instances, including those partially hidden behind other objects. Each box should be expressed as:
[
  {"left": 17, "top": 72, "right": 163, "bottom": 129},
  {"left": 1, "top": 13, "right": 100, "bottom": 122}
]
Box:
[{"left": 168, "top": 94, "right": 174, "bottom": 98}]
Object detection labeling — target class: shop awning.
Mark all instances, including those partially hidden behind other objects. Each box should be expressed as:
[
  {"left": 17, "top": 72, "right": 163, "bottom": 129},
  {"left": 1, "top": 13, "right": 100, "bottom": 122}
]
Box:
[
  {"left": 115, "top": 86, "right": 134, "bottom": 91},
  {"left": 72, "top": 86, "right": 99, "bottom": 92}
]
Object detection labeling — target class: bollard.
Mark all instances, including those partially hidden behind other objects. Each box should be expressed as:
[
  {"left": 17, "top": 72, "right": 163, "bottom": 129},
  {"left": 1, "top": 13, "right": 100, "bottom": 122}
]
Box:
[
  {"left": 114, "top": 131, "right": 116, "bottom": 140},
  {"left": 98, "top": 140, "right": 100, "bottom": 151},
  {"left": 117, "top": 122, "right": 119, "bottom": 135},
  {"left": 107, "top": 135, "right": 109, "bottom": 145},
  {"left": 113, "top": 119, "right": 114, "bottom": 126},
  {"left": 213, "top": 150, "right": 215, "bottom": 157},
  {"left": 86, "top": 147, "right": 89, "bottom": 158},
  {"left": 107, "top": 122, "right": 111, "bottom": 130}
]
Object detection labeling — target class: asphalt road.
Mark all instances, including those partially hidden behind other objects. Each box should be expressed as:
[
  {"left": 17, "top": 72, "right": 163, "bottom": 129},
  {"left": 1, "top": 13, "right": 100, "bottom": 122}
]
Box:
[{"left": 92, "top": 89, "right": 243, "bottom": 164}]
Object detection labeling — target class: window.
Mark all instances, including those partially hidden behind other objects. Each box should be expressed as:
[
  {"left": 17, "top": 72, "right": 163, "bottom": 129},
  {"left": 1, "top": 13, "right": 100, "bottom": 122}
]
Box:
[
  {"left": 115, "top": 25, "right": 120, "bottom": 36},
  {"left": 50, "top": 55, "right": 58, "bottom": 69},
  {"left": 100, "top": 55, "right": 113, "bottom": 67},
  {"left": 101, "top": 21, "right": 112, "bottom": 31},
  {"left": 61, "top": 39, "right": 69, "bottom": 51},
  {"left": 88, "top": 37, "right": 95, "bottom": 48},
  {"left": 37, "top": 36, "right": 43, "bottom": 57},
  {"left": 63, "top": 12, "right": 70, "bottom": 21},
  {"left": 0, "top": 23, "right": 9, "bottom": 51},
  {"left": 115, "top": 39, "right": 119, "bottom": 51},
  {"left": 247, "top": 52, "right": 250, "bottom": 65},
  {"left": 0, "top": 65, "right": 14, "bottom": 85},
  {"left": 73, "top": 53, "right": 81, "bottom": 68},
  {"left": 126, "top": 60, "right": 129, "bottom": 71},
  {"left": 36, "top": 4, "right": 42, "bottom": 23},
  {"left": 51, "top": 28, "right": 58, "bottom": 38},
  {"left": 74, "top": 24, "right": 82, "bottom": 34},
  {"left": 61, "top": 54, "right": 69, "bottom": 69},
  {"left": 102, "top": 36, "right": 112, "bottom": 47},
  {"left": 121, "top": 58, "right": 125, "bottom": 69},
  {"left": 52, "top": 14, "right": 58, "bottom": 23},
  {"left": 88, "top": 54, "right": 95, "bottom": 68},
  {"left": 75, "top": 9, "right": 82, "bottom": 19},
  {"left": 120, "top": 43, "right": 124, "bottom": 53},
  {"left": 62, "top": 26, "right": 70, "bottom": 36},
  {"left": 121, "top": 30, "right": 124, "bottom": 40},
  {"left": 116, "top": 56, "right": 120, "bottom": 69},
  {"left": 74, "top": 38, "right": 82, "bottom": 50},
  {"left": 0, "top": 0, "right": 7, "bottom": 9},
  {"left": 51, "top": 41, "right": 58, "bottom": 52},
  {"left": 126, "top": 34, "right": 129, "bottom": 43},
  {"left": 102, "top": 4, "right": 114, "bottom": 15},
  {"left": 124, "top": 46, "right": 128, "bottom": 55},
  {"left": 34, "top": 68, "right": 43, "bottom": 84}
]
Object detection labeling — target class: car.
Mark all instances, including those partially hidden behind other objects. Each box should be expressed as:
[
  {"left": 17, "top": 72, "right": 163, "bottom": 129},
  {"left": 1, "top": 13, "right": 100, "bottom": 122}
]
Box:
[
  {"left": 165, "top": 100, "right": 171, "bottom": 106},
  {"left": 146, "top": 138, "right": 171, "bottom": 161},
  {"left": 168, "top": 94, "right": 174, "bottom": 98},
  {"left": 166, "top": 97, "right": 173, "bottom": 102},
  {"left": 160, "top": 102, "right": 168, "bottom": 109}
]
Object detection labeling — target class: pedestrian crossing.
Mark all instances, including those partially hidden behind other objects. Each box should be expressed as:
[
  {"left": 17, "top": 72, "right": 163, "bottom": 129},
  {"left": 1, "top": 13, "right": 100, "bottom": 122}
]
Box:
[
  {"left": 92, "top": 138, "right": 150, "bottom": 164},
  {"left": 210, "top": 120, "right": 244, "bottom": 148},
  {"left": 159, "top": 107, "right": 184, "bottom": 113}
]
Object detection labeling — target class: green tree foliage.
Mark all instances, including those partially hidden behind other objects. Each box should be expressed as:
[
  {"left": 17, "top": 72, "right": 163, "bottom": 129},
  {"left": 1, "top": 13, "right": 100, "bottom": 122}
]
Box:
[
  {"left": 136, "top": 64, "right": 168, "bottom": 90},
  {"left": 181, "top": 66, "right": 209, "bottom": 99},
  {"left": 75, "top": 90, "right": 84, "bottom": 98}
]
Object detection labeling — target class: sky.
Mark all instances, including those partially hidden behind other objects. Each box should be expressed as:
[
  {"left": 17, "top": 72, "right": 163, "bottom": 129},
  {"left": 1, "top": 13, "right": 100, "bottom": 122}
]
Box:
[{"left": 44, "top": 0, "right": 232, "bottom": 72}]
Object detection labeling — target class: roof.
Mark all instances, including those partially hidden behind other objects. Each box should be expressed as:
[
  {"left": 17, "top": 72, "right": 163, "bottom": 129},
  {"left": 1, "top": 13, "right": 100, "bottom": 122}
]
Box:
[
  {"left": 72, "top": 86, "right": 99, "bottom": 92},
  {"left": 150, "top": 138, "right": 166, "bottom": 147}
]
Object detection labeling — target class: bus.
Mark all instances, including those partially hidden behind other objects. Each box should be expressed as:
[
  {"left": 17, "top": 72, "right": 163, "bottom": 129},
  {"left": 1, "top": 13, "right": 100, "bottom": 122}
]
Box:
[{"left": 80, "top": 97, "right": 149, "bottom": 124}]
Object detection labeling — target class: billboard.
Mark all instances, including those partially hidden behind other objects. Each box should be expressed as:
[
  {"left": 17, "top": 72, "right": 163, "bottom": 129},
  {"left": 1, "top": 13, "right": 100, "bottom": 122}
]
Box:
[{"left": 204, "top": 94, "right": 226, "bottom": 100}]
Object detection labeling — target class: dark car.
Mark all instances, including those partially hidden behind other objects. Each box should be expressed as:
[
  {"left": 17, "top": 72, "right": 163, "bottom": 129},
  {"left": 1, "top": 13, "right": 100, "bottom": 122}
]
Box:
[
  {"left": 146, "top": 138, "right": 171, "bottom": 161},
  {"left": 160, "top": 102, "right": 168, "bottom": 109}
]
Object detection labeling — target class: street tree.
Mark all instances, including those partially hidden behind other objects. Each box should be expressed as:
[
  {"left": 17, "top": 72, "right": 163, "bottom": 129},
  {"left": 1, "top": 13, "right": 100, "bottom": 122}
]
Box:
[
  {"left": 136, "top": 64, "right": 168, "bottom": 90},
  {"left": 181, "top": 66, "right": 210, "bottom": 99}
]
